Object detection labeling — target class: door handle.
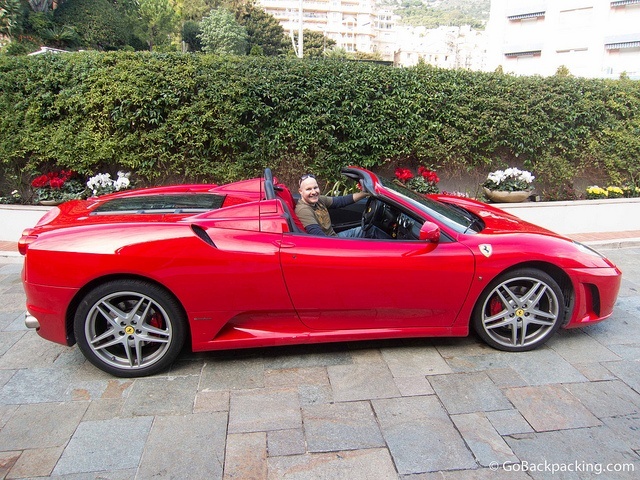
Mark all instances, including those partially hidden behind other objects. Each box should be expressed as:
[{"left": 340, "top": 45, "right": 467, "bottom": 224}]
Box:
[{"left": 275, "top": 240, "right": 296, "bottom": 248}]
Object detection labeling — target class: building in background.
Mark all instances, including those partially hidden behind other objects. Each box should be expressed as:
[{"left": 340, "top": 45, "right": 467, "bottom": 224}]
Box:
[
  {"left": 393, "top": 25, "right": 487, "bottom": 70},
  {"left": 371, "top": 8, "right": 397, "bottom": 60},
  {"left": 258, "top": 0, "right": 487, "bottom": 68},
  {"left": 259, "top": 0, "right": 380, "bottom": 54},
  {"left": 486, "top": 0, "right": 640, "bottom": 78}
]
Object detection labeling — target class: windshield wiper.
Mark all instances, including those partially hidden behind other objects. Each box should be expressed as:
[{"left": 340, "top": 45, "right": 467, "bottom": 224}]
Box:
[
  {"left": 463, "top": 216, "right": 483, "bottom": 234},
  {"left": 443, "top": 203, "right": 483, "bottom": 234}
]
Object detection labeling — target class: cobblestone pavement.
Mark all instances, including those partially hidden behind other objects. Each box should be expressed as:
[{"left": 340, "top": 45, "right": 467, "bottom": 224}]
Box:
[{"left": 0, "top": 248, "right": 639, "bottom": 479}]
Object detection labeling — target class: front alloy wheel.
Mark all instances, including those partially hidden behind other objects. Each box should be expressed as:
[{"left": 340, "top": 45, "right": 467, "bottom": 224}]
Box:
[
  {"left": 473, "top": 268, "right": 565, "bottom": 351},
  {"left": 74, "top": 280, "right": 186, "bottom": 377}
]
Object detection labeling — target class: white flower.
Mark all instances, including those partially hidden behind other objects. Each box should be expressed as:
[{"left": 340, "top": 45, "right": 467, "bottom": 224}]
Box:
[
  {"left": 519, "top": 171, "right": 535, "bottom": 183},
  {"left": 487, "top": 170, "right": 504, "bottom": 185},
  {"left": 87, "top": 172, "right": 132, "bottom": 196},
  {"left": 87, "top": 173, "right": 111, "bottom": 189},
  {"left": 485, "top": 167, "right": 535, "bottom": 191},
  {"left": 114, "top": 172, "right": 130, "bottom": 191}
]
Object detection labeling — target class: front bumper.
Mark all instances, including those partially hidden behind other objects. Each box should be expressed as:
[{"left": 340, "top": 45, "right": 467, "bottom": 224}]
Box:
[{"left": 565, "top": 266, "right": 622, "bottom": 328}]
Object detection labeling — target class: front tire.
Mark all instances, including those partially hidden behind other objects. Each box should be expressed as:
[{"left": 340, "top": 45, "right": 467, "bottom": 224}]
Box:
[
  {"left": 473, "top": 268, "right": 564, "bottom": 352},
  {"left": 74, "top": 280, "right": 186, "bottom": 377}
]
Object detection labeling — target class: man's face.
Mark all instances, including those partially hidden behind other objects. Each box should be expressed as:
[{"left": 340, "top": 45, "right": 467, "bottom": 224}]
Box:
[{"left": 299, "top": 177, "right": 320, "bottom": 205}]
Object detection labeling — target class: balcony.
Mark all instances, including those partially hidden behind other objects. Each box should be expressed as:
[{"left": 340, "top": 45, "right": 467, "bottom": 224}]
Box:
[
  {"left": 507, "top": 11, "right": 545, "bottom": 21},
  {"left": 605, "top": 33, "right": 640, "bottom": 49},
  {"left": 504, "top": 50, "right": 542, "bottom": 58},
  {"left": 611, "top": 0, "right": 640, "bottom": 7},
  {"left": 504, "top": 43, "right": 544, "bottom": 58},
  {"left": 507, "top": 1, "right": 547, "bottom": 21}
]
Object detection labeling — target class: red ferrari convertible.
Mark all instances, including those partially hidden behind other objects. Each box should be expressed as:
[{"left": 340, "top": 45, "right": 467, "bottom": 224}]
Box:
[{"left": 20, "top": 167, "right": 622, "bottom": 377}]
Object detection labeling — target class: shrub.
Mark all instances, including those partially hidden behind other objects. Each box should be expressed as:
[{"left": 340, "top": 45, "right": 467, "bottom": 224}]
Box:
[
  {"left": 0, "top": 53, "right": 639, "bottom": 199},
  {"left": 586, "top": 186, "right": 608, "bottom": 199},
  {"left": 606, "top": 186, "right": 624, "bottom": 198},
  {"left": 53, "top": 0, "right": 131, "bottom": 50}
]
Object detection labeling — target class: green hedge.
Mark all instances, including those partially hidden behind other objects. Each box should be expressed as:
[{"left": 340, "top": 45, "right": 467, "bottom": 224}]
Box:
[{"left": 1, "top": 52, "right": 639, "bottom": 200}]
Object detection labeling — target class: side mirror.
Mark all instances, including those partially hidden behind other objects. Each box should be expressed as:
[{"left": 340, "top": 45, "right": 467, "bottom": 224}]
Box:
[{"left": 419, "top": 221, "right": 440, "bottom": 242}]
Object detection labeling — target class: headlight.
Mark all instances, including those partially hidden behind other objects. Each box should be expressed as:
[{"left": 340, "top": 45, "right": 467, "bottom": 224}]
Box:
[{"left": 573, "top": 241, "right": 605, "bottom": 258}]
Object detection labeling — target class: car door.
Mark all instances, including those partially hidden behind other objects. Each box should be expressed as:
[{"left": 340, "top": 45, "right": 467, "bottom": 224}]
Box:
[{"left": 279, "top": 234, "right": 476, "bottom": 331}]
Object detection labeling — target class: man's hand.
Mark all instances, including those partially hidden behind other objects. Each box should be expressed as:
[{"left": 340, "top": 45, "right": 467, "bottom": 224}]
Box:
[{"left": 353, "top": 191, "right": 370, "bottom": 202}]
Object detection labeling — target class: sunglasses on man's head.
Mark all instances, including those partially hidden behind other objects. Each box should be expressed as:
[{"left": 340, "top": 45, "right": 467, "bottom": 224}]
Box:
[{"left": 299, "top": 174, "right": 316, "bottom": 185}]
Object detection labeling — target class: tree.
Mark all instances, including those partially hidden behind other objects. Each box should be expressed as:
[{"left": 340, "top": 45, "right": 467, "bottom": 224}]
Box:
[
  {"left": 181, "top": 19, "right": 201, "bottom": 51},
  {"left": 198, "top": 7, "right": 247, "bottom": 55},
  {"left": 351, "top": 51, "right": 383, "bottom": 61},
  {"left": 324, "top": 47, "right": 347, "bottom": 59},
  {"left": 291, "top": 30, "right": 335, "bottom": 58},
  {"left": 174, "top": 0, "right": 213, "bottom": 51},
  {"left": 27, "top": 0, "right": 53, "bottom": 13},
  {"left": 235, "top": 3, "right": 287, "bottom": 56},
  {"left": 54, "top": 0, "right": 131, "bottom": 50},
  {"left": 555, "top": 65, "right": 572, "bottom": 77},
  {"left": 397, "top": 0, "right": 489, "bottom": 29},
  {"left": 137, "top": 0, "right": 179, "bottom": 51},
  {"left": 40, "top": 24, "right": 79, "bottom": 48},
  {"left": 0, "top": 0, "right": 23, "bottom": 38},
  {"left": 176, "top": 0, "right": 210, "bottom": 22}
]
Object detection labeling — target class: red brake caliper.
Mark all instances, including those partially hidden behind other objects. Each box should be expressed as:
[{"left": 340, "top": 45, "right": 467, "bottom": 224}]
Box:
[
  {"left": 148, "top": 313, "right": 163, "bottom": 335},
  {"left": 489, "top": 296, "right": 503, "bottom": 316}
]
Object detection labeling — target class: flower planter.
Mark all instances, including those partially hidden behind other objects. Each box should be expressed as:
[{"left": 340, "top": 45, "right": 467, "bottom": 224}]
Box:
[
  {"left": 39, "top": 200, "right": 63, "bottom": 206},
  {"left": 484, "top": 188, "right": 530, "bottom": 203},
  {"left": 498, "top": 197, "right": 640, "bottom": 235}
]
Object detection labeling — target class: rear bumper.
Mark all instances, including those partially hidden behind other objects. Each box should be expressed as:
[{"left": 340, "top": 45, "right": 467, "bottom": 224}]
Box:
[
  {"left": 25, "top": 313, "right": 40, "bottom": 329},
  {"left": 23, "top": 281, "right": 79, "bottom": 346}
]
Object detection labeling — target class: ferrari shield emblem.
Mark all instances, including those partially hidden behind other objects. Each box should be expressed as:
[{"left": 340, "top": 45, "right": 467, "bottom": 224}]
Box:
[{"left": 479, "top": 244, "right": 493, "bottom": 258}]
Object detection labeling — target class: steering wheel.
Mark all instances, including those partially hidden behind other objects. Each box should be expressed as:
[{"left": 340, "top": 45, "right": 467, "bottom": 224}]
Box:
[
  {"left": 361, "top": 196, "right": 384, "bottom": 231},
  {"left": 263, "top": 168, "right": 276, "bottom": 200}
]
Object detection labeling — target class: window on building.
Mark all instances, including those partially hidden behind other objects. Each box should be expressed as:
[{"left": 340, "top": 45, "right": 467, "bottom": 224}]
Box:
[{"left": 558, "top": 7, "right": 593, "bottom": 28}]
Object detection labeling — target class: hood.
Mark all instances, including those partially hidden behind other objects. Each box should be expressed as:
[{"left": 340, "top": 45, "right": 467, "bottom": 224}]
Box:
[{"left": 433, "top": 195, "right": 565, "bottom": 238}]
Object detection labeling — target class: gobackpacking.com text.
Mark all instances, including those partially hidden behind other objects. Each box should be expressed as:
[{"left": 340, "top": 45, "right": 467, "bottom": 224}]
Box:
[{"left": 490, "top": 460, "right": 635, "bottom": 475}]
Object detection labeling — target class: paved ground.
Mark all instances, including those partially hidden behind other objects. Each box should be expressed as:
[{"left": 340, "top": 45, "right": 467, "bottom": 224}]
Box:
[{"left": 0, "top": 245, "right": 639, "bottom": 479}]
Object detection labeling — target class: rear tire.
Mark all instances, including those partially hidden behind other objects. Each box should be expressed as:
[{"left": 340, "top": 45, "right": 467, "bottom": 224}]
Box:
[
  {"left": 74, "top": 279, "right": 186, "bottom": 377},
  {"left": 473, "top": 268, "right": 564, "bottom": 352}
]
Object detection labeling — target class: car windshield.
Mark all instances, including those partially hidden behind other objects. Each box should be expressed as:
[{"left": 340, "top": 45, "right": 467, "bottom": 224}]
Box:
[{"left": 380, "top": 177, "right": 481, "bottom": 234}]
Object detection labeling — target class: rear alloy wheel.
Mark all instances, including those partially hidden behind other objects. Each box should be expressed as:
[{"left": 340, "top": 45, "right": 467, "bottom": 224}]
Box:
[
  {"left": 74, "top": 280, "right": 186, "bottom": 377},
  {"left": 473, "top": 268, "right": 564, "bottom": 352}
]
